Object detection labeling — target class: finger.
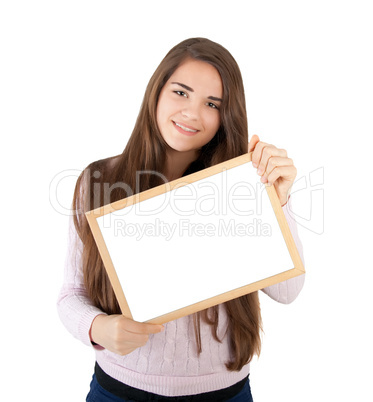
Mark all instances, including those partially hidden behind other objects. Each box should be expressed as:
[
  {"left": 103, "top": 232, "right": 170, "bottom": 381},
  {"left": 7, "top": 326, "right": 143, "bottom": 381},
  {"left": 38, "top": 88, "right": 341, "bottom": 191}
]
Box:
[
  {"left": 256, "top": 146, "right": 287, "bottom": 176},
  {"left": 118, "top": 333, "right": 149, "bottom": 347},
  {"left": 116, "top": 333, "right": 151, "bottom": 355},
  {"left": 266, "top": 165, "right": 297, "bottom": 186},
  {"left": 248, "top": 134, "right": 260, "bottom": 153},
  {"left": 143, "top": 323, "right": 165, "bottom": 334},
  {"left": 123, "top": 332, "right": 151, "bottom": 346},
  {"left": 124, "top": 318, "right": 164, "bottom": 335},
  {"left": 251, "top": 141, "right": 269, "bottom": 168},
  {"left": 260, "top": 157, "right": 294, "bottom": 182}
]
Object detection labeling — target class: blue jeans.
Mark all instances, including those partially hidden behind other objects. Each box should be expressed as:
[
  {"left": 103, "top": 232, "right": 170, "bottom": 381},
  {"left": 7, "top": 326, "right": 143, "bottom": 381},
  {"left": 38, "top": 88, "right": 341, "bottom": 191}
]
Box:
[{"left": 86, "top": 374, "right": 253, "bottom": 401}]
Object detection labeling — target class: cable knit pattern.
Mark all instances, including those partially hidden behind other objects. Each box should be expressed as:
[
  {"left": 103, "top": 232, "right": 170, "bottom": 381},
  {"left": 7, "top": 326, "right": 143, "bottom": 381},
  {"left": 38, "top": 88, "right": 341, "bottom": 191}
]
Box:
[{"left": 57, "top": 203, "right": 305, "bottom": 396}]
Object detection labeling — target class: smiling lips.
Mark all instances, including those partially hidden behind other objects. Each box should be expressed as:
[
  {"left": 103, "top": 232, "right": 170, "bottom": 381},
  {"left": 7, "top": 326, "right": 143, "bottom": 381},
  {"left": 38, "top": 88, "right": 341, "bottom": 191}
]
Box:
[{"left": 172, "top": 121, "right": 199, "bottom": 136}]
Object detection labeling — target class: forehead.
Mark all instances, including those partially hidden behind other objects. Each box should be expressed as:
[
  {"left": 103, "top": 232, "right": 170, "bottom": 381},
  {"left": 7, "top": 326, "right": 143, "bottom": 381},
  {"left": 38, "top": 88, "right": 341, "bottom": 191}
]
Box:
[{"left": 168, "top": 59, "right": 223, "bottom": 96}]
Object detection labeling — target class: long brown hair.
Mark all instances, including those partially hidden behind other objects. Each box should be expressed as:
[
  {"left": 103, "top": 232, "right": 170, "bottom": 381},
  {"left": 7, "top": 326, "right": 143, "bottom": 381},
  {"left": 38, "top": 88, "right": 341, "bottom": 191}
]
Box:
[{"left": 73, "top": 37, "right": 261, "bottom": 371}]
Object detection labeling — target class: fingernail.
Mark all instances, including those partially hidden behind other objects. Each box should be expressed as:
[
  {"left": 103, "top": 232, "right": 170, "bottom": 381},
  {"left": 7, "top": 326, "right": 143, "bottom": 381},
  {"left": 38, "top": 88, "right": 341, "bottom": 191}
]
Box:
[
  {"left": 252, "top": 162, "right": 257, "bottom": 168},
  {"left": 257, "top": 168, "right": 263, "bottom": 175}
]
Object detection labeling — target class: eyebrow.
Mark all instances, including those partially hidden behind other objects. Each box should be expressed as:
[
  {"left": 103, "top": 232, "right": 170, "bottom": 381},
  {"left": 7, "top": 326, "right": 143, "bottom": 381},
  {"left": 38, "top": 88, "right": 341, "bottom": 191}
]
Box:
[{"left": 171, "top": 82, "right": 223, "bottom": 103}]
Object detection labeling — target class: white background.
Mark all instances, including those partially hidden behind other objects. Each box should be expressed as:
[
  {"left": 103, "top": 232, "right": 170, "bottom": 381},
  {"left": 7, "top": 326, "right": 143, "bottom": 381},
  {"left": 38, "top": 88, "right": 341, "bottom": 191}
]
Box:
[{"left": 1, "top": 1, "right": 372, "bottom": 400}]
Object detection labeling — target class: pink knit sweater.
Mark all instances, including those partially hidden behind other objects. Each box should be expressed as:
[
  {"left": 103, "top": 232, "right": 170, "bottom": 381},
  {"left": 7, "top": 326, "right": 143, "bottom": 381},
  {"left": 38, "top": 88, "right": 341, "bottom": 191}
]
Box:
[{"left": 57, "top": 204, "right": 305, "bottom": 397}]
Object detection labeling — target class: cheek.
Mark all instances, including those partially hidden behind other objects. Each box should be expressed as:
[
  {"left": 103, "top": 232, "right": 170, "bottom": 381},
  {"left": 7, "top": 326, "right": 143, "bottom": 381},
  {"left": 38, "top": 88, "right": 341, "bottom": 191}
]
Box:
[
  {"left": 156, "top": 98, "right": 164, "bottom": 125},
  {"left": 205, "top": 113, "right": 221, "bottom": 135},
  {"left": 156, "top": 107, "right": 163, "bottom": 129},
  {"left": 156, "top": 95, "right": 177, "bottom": 126},
  {"left": 156, "top": 91, "right": 168, "bottom": 124}
]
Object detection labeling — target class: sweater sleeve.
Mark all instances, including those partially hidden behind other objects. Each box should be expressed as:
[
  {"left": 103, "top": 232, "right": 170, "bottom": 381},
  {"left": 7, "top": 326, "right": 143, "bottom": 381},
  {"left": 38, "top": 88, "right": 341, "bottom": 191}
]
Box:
[
  {"left": 260, "top": 199, "right": 306, "bottom": 304},
  {"left": 57, "top": 213, "right": 106, "bottom": 347}
]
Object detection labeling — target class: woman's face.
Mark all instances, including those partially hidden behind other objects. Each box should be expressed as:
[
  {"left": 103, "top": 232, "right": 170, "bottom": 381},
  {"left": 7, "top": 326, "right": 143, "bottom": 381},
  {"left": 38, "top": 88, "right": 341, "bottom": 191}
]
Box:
[{"left": 156, "top": 58, "right": 223, "bottom": 158}]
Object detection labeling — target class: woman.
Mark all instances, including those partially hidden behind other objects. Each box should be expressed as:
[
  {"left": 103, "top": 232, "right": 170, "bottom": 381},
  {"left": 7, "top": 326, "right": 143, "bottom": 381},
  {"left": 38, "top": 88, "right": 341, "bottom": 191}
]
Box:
[{"left": 58, "top": 37, "right": 305, "bottom": 401}]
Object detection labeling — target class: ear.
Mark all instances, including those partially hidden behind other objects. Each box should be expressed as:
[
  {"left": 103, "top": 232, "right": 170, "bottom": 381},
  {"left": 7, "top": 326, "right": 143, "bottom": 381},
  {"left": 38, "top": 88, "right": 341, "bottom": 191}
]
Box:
[{"left": 248, "top": 134, "right": 260, "bottom": 152}]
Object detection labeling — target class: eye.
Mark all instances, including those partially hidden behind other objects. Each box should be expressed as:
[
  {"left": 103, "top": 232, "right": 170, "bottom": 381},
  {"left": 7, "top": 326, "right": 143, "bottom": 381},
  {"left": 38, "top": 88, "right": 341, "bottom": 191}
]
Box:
[
  {"left": 207, "top": 102, "right": 219, "bottom": 110},
  {"left": 174, "top": 90, "right": 188, "bottom": 98}
]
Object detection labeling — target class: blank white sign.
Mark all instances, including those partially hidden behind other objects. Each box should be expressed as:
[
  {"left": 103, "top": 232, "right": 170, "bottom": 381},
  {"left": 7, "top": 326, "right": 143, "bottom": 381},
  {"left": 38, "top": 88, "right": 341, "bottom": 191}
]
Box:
[{"left": 95, "top": 159, "right": 296, "bottom": 323}]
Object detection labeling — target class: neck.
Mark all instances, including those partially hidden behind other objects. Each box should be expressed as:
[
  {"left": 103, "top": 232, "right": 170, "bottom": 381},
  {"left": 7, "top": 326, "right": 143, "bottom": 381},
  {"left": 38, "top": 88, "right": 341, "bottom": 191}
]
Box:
[{"left": 164, "top": 148, "right": 199, "bottom": 182}]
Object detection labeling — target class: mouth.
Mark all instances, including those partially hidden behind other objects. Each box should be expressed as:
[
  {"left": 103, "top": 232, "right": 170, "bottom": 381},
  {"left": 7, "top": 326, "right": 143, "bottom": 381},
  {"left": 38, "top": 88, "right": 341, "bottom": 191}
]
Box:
[{"left": 172, "top": 121, "right": 199, "bottom": 136}]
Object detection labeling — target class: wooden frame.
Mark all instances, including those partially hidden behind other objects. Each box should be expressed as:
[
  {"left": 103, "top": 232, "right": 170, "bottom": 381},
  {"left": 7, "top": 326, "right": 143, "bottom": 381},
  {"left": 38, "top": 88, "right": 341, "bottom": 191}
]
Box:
[{"left": 86, "top": 153, "right": 305, "bottom": 324}]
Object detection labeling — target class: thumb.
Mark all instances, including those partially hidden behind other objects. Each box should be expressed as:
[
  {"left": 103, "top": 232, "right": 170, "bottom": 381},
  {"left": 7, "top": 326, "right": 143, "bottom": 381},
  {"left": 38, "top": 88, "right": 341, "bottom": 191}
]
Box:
[
  {"left": 146, "top": 323, "right": 165, "bottom": 334},
  {"left": 121, "top": 316, "right": 164, "bottom": 334},
  {"left": 248, "top": 134, "right": 260, "bottom": 153},
  {"left": 137, "top": 321, "right": 164, "bottom": 335}
]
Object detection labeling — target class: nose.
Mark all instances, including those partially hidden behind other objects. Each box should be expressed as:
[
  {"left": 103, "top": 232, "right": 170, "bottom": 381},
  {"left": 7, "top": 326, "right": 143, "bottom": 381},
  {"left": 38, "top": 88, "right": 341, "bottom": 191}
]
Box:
[{"left": 181, "top": 101, "right": 200, "bottom": 121}]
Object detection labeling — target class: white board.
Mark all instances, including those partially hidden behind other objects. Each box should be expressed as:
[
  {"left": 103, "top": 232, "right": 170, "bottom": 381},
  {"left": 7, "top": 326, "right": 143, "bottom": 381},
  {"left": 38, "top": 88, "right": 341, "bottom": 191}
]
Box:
[{"left": 86, "top": 154, "right": 305, "bottom": 323}]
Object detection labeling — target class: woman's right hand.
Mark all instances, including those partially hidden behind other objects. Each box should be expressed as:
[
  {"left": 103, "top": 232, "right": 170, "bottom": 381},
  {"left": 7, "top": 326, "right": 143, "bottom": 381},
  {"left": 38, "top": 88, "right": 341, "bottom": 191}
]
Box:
[{"left": 90, "top": 314, "right": 164, "bottom": 356}]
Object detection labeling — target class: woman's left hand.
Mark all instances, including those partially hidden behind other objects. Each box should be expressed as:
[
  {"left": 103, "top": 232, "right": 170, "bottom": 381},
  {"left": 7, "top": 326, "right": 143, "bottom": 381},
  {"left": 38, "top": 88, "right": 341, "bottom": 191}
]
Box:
[{"left": 248, "top": 135, "right": 297, "bottom": 206}]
